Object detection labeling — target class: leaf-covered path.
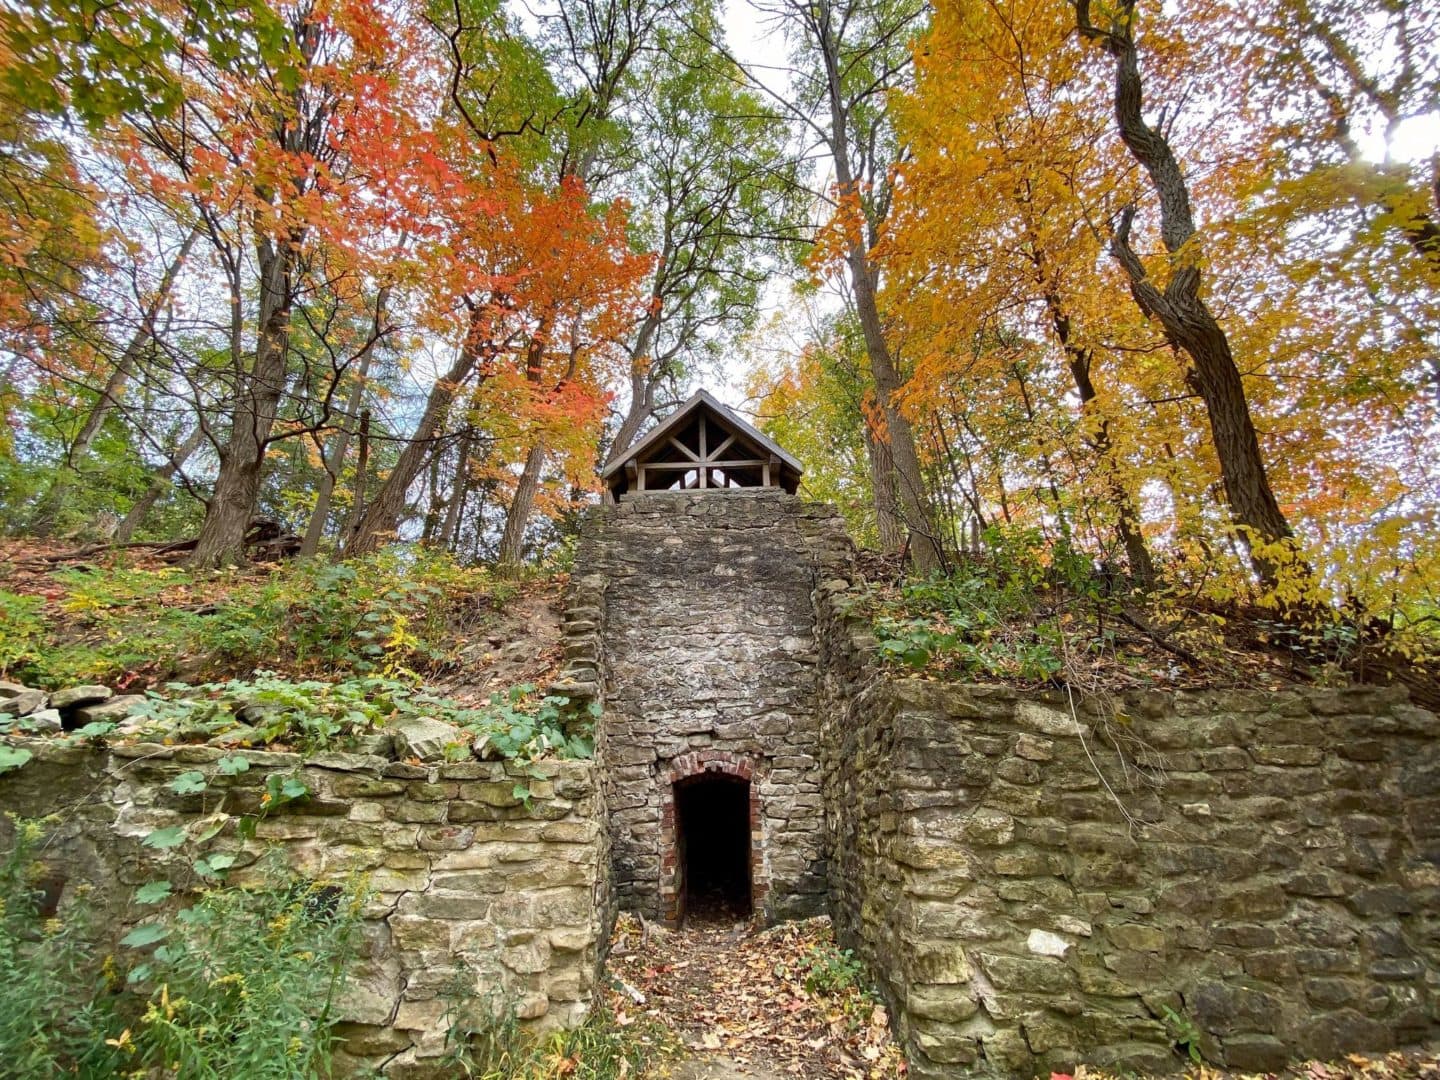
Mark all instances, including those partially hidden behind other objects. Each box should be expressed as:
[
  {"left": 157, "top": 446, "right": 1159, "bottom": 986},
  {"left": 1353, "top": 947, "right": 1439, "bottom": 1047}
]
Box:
[{"left": 602, "top": 914, "right": 905, "bottom": 1079}]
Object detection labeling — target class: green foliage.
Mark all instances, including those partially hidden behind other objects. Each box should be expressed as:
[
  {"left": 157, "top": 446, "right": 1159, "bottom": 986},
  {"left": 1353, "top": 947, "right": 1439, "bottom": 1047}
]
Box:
[
  {"left": 795, "top": 942, "right": 867, "bottom": 997},
  {"left": 120, "top": 857, "right": 363, "bottom": 1079},
  {"left": 130, "top": 673, "right": 403, "bottom": 751},
  {"left": 122, "top": 671, "right": 594, "bottom": 761},
  {"left": 0, "top": 566, "right": 204, "bottom": 688},
  {"left": 0, "top": 818, "right": 366, "bottom": 1079},
  {"left": 863, "top": 527, "right": 1089, "bottom": 682},
  {"left": 1, "top": 0, "right": 303, "bottom": 129},
  {"left": 0, "top": 591, "right": 46, "bottom": 676},
  {"left": 0, "top": 550, "right": 503, "bottom": 690},
  {"left": 466, "top": 684, "right": 598, "bottom": 765},
  {"left": 199, "top": 551, "right": 487, "bottom": 676},
  {"left": 751, "top": 312, "right": 880, "bottom": 547},
  {"left": 0, "top": 818, "right": 125, "bottom": 1077},
  {"left": 1162, "top": 1004, "right": 1205, "bottom": 1065}
]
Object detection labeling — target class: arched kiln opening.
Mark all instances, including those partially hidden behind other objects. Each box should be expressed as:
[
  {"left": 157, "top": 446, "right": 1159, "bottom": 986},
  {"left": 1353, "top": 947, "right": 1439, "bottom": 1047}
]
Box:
[{"left": 674, "top": 773, "right": 752, "bottom": 924}]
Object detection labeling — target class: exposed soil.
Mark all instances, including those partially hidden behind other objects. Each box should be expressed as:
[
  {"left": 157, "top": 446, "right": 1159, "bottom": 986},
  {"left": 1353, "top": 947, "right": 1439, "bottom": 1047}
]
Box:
[{"left": 430, "top": 582, "right": 565, "bottom": 704}]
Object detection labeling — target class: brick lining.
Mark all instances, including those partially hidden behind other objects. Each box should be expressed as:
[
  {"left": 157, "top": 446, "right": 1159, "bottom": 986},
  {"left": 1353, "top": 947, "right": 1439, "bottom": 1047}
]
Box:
[{"left": 658, "top": 750, "right": 767, "bottom": 926}]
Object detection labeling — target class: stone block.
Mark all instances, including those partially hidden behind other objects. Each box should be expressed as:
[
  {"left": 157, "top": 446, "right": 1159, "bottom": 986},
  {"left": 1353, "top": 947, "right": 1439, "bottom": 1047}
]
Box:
[
  {"left": 1187, "top": 981, "right": 1279, "bottom": 1036},
  {"left": 1022, "top": 1011, "right": 1077, "bottom": 1053},
  {"left": 1251, "top": 745, "right": 1325, "bottom": 767},
  {"left": 979, "top": 954, "right": 1074, "bottom": 994},
  {"left": 907, "top": 983, "right": 979, "bottom": 1022},
  {"left": 1014, "top": 701, "right": 1081, "bottom": 737},
  {"left": 1106, "top": 924, "right": 1165, "bottom": 952},
  {"left": 391, "top": 915, "right": 453, "bottom": 952},
  {"left": 908, "top": 942, "right": 971, "bottom": 984}
]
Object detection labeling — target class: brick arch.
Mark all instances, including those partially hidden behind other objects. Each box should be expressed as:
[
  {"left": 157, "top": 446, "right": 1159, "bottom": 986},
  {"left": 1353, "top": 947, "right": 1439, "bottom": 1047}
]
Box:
[{"left": 658, "top": 751, "right": 767, "bottom": 926}]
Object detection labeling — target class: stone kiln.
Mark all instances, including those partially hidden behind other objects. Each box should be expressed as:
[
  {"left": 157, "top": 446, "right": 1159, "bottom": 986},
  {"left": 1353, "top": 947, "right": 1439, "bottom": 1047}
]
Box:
[{"left": 581, "top": 392, "right": 852, "bottom": 925}]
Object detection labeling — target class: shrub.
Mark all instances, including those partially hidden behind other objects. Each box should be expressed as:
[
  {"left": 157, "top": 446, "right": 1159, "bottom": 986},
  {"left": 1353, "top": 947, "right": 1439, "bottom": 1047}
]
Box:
[
  {"left": 197, "top": 550, "right": 494, "bottom": 678},
  {"left": 439, "top": 976, "right": 674, "bottom": 1080},
  {"left": 0, "top": 819, "right": 366, "bottom": 1079},
  {"left": 0, "top": 549, "right": 507, "bottom": 689},
  {"left": 0, "top": 591, "right": 48, "bottom": 678},
  {"left": 121, "top": 675, "right": 597, "bottom": 760},
  {"left": 121, "top": 855, "right": 365, "bottom": 1079},
  {"left": 0, "top": 818, "right": 126, "bottom": 1078},
  {"left": 796, "top": 942, "right": 867, "bottom": 997}
]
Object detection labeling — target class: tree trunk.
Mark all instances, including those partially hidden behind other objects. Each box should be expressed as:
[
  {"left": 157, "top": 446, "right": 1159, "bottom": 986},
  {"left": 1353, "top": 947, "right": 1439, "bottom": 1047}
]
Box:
[
  {"left": 187, "top": 230, "right": 298, "bottom": 568},
  {"left": 1029, "top": 246, "right": 1157, "bottom": 586},
  {"left": 438, "top": 428, "right": 473, "bottom": 549},
  {"left": 608, "top": 366, "right": 659, "bottom": 468},
  {"left": 113, "top": 425, "right": 204, "bottom": 543},
  {"left": 31, "top": 226, "right": 200, "bottom": 535},
  {"left": 420, "top": 438, "right": 448, "bottom": 545},
  {"left": 346, "top": 311, "right": 489, "bottom": 557},
  {"left": 1077, "top": 0, "right": 1297, "bottom": 587},
  {"left": 338, "top": 408, "right": 372, "bottom": 552},
  {"left": 496, "top": 442, "right": 546, "bottom": 571},
  {"left": 299, "top": 287, "right": 388, "bottom": 558},
  {"left": 1067, "top": 349, "right": 1157, "bottom": 587},
  {"left": 186, "top": 15, "right": 323, "bottom": 569},
  {"left": 862, "top": 420, "right": 904, "bottom": 552},
  {"left": 814, "top": 9, "right": 942, "bottom": 571},
  {"left": 606, "top": 239, "right": 672, "bottom": 470}
]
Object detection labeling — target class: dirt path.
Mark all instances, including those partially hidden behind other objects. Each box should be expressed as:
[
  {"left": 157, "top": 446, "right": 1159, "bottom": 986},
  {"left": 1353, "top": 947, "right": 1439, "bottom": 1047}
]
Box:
[{"left": 603, "top": 915, "right": 904, "bottom": 1079}]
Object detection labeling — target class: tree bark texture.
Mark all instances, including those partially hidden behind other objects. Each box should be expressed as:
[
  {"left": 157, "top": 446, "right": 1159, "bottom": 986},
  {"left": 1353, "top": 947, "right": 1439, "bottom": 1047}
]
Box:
[
  {"left": 496, "top": 442, "right": 546, "bottom": 570},
  {"left": 299, "top": 287, "right": 388, "bottom": 558},
  {"left": 812, "top": 2, "right": 942, "bottom": 571},
  {"left": 1076, "top": 0, "right": 1296, "bottom": 585},
  {"left": 862, "top": 420, "right": 904, "bottom": 552},
  {"left": 187, "top": 228, "right": 297, "bottom": 568},
  {"left": 438, "top": 428, "right": 474, "bottom": 550},
  {"left": 345, "top": 309, "right": 490, "bottom": 556}
]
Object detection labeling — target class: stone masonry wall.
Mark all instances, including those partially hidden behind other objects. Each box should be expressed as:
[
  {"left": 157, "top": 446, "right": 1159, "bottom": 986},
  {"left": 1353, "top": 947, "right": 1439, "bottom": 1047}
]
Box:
[
  {"left": 0, "top": 740, "right": 609, "bottom": 1077},
  {"left": 816, "top": 587, "right": 1440, "bottom": 1077},
  {"left": 582, "top": 489, "right": 852, "bottom": 923}
]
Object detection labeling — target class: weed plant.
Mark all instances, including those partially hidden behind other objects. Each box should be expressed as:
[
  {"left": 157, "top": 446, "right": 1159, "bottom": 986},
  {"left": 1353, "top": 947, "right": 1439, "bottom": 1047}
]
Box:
[
  {"left": 0, "top": 819, "right": 125, "bottom": 1077},
  {"left": 439, "top": 973, "right": 675, "bottom": 1080},
  {"left": 858, "top": 527, "right": 1095, "bottom": 682},
  {"left": 0, "top": 820, "right": 366, "bottom": 1079}
]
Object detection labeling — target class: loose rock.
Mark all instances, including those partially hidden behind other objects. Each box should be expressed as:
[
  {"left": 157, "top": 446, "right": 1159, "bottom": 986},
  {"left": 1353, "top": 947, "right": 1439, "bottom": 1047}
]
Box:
[
  {"left": 388, "top": 714, "right": 464, "bottom": 763},
  {"left": 50, "top": 685, "right": 113, "bottom": 710}
]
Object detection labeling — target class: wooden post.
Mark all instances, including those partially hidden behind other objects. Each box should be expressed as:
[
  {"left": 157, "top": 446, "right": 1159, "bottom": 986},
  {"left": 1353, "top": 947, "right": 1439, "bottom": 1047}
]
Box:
[{"left": 698, "top": 413, "right": 708, "bottom": 489}]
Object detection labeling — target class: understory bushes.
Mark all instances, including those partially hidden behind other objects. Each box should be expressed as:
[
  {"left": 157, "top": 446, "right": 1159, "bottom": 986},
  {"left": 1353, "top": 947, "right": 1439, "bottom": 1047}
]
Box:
[
  {"left": 856, "top": 525, "right": 1440, "bottom": 689},
  {"left": 0, "top": 820, "right": 365, "bottom": 1079},
  {"left": 0, "top": 549, "right": 509, "bottom": 689},
  {"left": 121, "top": 677, "right": 597, "bottom": 760}
]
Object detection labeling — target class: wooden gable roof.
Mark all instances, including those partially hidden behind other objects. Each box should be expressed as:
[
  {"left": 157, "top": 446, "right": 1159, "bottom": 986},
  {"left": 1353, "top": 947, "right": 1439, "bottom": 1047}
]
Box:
[{"left": 601, "top": 390, "right": 803, "bottom": 497}]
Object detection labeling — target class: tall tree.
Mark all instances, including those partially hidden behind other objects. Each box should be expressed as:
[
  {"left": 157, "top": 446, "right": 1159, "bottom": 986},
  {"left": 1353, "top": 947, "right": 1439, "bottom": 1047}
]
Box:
[
  {"left": 752, "top": 0, "right": 942, "bottom": 568},
  {"left": 881, "top": 0, "right": 1159, "bottom": 582},
  {"left": 1074, "top": 0, "right": 1299, "bottom": 587},
  {"left": 603, "top": 24, "right": 801, "bottom": 465}
]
